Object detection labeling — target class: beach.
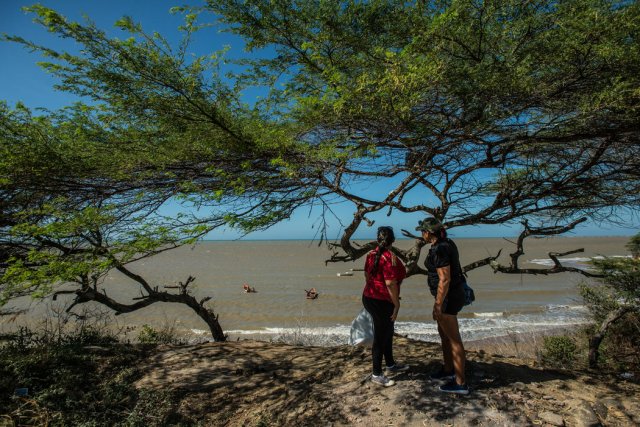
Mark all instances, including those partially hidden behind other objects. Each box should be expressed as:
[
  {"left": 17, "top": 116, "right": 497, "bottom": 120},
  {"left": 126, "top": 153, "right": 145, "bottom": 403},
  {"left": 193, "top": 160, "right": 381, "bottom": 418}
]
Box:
[
  {"left": 1, "top": 236, "right": 631, "bottom": 344},
  {"left": 126, "top": 335, "right": 640, "bottom": 426},
  {"left": 2, "top": 236, "right": 639, "bottom": 426}
]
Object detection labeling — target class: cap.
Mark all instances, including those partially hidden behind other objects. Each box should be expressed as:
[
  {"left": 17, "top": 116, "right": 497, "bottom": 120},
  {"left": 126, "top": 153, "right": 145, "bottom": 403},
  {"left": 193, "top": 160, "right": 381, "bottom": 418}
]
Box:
[{"left": 415, "top": 217, "right": 443, "bottom": 233}]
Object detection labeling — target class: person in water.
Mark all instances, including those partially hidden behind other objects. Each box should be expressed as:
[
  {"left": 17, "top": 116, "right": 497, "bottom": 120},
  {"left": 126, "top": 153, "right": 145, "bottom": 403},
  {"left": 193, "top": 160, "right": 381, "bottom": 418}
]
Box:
[{"left": 362, "top": 226, "right": 409, "bottom": 387}]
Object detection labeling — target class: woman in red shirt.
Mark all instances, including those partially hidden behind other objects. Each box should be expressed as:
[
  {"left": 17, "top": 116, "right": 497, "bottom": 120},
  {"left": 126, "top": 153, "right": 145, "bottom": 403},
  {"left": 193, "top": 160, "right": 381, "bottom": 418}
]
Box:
[{"left": 362, "top": 226, "right": 408, "bottom": 387}]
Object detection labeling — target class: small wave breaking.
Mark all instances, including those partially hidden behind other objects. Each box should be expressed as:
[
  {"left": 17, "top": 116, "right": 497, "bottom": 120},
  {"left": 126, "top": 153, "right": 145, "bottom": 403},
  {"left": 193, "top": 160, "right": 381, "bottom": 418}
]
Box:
[
  {"left": 528, "top": 255, "right": 631, "bottom": 269},
  {"left": 222, "top": 304, "right": 590, "bottom": 347}
]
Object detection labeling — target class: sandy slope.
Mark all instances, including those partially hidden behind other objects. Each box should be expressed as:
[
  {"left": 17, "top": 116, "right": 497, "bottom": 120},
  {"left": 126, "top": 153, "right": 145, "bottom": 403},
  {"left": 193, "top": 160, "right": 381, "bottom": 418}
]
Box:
[{"left": 135, "top": 336, "right": 640, "bottom": 426}]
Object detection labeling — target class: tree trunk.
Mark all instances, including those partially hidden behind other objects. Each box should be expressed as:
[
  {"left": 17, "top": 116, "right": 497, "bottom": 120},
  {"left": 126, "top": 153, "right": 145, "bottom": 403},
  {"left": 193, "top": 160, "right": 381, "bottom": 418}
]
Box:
[
  {"left": 588, "top": 306, "right": 632, "bottom": 368},
  {"left": 180, "top": 294, "right": 227, "bottom": 342}
]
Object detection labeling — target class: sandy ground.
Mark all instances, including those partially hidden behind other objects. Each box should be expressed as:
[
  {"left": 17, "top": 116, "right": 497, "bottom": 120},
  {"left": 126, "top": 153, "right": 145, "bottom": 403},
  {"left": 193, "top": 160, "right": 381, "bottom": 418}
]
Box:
[{"left": 134, "top": 336, "right": 640, "bottom": 426}]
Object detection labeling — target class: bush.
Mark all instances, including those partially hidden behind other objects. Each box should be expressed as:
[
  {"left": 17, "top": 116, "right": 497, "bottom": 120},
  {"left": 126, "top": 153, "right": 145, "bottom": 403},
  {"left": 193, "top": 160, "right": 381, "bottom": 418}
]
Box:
[
  {"left": 125, "top": 388, "right": 176, "bottom": 427},
  {"left": 594, "top": 312, "right": 640, "bottom": 373},
  {"left": 539, "top": 335, "right": 577, "bottom": 369},
  {"left": 0, "top": 325, "right": 145, "bottom": 426},
  {"left": 579, "top": 235, "right": 640, "bottom": 370},
  {"left": 137, "top": 323, "right": 183, "bottom": 345}
]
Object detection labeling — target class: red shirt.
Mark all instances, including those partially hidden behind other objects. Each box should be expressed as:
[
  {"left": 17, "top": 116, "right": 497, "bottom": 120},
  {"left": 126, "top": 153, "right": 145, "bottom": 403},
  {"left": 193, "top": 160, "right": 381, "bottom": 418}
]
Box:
[{"left": 363, "top": 247, "right": 406, "bottom": 302}]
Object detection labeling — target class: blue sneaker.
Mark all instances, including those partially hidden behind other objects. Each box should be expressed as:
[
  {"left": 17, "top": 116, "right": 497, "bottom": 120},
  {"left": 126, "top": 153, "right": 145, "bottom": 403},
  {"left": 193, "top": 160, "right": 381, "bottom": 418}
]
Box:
[{"left": 439, "top": 381, "right": 470, "bottom": 395}]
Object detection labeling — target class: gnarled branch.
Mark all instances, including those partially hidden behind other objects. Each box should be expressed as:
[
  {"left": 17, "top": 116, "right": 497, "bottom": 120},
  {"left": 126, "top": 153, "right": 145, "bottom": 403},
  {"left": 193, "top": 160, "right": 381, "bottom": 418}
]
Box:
[
  {"left": 490, "top": 218, "right": 604, "bottom": 278},
  {"left": 67, "top": 271, "right": 226, "bottom": 341}
]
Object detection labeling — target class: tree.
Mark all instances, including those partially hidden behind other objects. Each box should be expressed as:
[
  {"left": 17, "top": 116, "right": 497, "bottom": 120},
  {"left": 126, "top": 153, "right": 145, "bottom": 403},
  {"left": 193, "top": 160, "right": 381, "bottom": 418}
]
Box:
[
  {"left": 579, "top": 233, "right": 640, "bottom": 368},
  {"left": 206, "top": 0, "right": 640, "bottom": 270},
  {"left": 2, "top": 0, "right": 640, "bottom": 330},
  {"left": 0, "top": 14, "right": 316, "bottom": 339},
  {"left": 0, "top": 102, "right": 296, "bottom": 341}
]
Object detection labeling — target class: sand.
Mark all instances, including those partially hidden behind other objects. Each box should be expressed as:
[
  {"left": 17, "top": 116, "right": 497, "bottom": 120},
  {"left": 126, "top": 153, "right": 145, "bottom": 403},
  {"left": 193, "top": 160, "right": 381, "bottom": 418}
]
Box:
[{"left": 132, "top": 335, "right": 640, "bottom": 426}]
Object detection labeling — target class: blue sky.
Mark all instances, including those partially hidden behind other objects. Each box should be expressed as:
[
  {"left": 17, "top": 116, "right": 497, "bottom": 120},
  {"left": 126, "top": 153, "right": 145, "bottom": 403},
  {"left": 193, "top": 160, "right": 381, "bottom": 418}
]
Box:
[{"left": 1, "top": 0, "right": 637, "bottom": 240}]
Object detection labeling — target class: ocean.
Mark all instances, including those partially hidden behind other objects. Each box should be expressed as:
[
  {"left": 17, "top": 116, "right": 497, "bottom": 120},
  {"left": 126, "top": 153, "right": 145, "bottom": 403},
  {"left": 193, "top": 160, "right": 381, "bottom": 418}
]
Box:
[{"left": 2, "top": 236, "right": 631, "bottom": 345}]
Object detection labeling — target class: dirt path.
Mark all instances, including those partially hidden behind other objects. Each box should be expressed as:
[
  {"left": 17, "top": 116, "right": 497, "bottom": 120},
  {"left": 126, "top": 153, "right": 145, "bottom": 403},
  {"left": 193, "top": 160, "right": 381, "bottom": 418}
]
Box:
[{"left": 135, "top": 336, "right": 640, "bottom": 426}]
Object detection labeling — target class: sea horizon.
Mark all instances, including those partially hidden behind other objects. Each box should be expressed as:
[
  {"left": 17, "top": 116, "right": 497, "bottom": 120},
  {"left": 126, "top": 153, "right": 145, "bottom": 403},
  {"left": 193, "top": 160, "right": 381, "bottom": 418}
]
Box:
[{"left": 199, "top": 233, "right": 636, "bottom": 242}]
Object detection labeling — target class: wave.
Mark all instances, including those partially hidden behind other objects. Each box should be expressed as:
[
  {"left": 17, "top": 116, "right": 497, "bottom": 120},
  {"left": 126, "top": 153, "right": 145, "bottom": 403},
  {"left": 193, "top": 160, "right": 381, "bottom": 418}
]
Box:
[
  {"left": 528, "top": 255, "right": 631, "bottom": 269},
  {"left": 473, "top": 312, "right": 504, "bottom": 318},
  {"left": 220, "top": 304, "right": 591, "bottom": 346}
]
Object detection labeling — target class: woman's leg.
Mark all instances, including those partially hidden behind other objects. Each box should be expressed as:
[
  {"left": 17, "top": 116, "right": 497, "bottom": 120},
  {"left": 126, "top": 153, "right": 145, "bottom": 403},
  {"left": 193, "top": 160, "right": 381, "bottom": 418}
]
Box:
[
  {"left": 437, "top": 323, "right": 454, "bottom": 373},
  {"left": 363, "top": 296, "right": 393, "bottom": 376},
  {"left": 382, "top": 310, "right": 395, "bottom": 368},
  {"left": 437, "top": 314, "right": 466, "bottom": 385}
]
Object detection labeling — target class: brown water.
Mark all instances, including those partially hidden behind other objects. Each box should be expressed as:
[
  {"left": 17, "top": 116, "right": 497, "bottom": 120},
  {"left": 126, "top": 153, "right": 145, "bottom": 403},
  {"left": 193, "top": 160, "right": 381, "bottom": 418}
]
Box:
[{"left": 2, "top": 236, "right": 630, "bottom": 343}]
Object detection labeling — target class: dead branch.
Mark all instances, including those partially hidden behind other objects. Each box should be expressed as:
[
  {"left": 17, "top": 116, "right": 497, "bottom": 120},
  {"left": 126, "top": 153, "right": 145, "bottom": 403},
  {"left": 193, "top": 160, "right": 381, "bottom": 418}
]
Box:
[
  {"left": 325, "top": 206, "right": 378, "bottom": 264},
  {"left": 489, "top": 218, "right": 604, "bottom": 278},
  {"left": 66, "top": 273, "right": 226, "bottom": 341},
  {"left": 463, "top": 250, "right": 502, "bottom": 274}
]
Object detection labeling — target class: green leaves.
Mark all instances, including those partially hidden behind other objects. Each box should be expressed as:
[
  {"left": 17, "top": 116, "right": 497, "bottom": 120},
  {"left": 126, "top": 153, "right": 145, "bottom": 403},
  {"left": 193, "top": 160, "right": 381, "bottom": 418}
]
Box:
[
  {"left": 579, "top": 234, "right": 640, "bottom": 328},
  {"left": 2, "top": 0, "right": 640, "bottom": 306}
]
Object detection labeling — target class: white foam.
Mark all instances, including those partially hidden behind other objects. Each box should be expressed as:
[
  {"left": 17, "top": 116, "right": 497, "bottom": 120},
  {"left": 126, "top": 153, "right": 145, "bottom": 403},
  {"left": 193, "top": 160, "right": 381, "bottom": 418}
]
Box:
[
  {"left": 528, "top": 255, "right": 632, "bottom": 268},
  {"left": 545, "top": 304, "right": 588, "bottom": 312},
  {"left": 528, "top": 257, "right": 592, "bottom": 267},
  {"left": 222, "top": 305, "right": 591, "bottom": 346},
  {"left": 473, "top": 312, "right": 504, "bottom": 318}
]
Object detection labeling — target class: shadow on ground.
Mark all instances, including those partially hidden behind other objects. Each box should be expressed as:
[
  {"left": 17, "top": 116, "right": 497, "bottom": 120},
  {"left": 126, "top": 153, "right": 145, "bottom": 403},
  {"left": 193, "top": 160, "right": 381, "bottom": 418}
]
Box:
[{"left": 134, "top": 336, "right": 640, "bottom": 426}]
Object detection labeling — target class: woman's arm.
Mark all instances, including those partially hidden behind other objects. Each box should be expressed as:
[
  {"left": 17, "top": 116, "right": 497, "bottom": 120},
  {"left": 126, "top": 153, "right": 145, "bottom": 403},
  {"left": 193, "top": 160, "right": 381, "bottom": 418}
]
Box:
[
  {"left": 433, "top": 265, "right": 451, "bottom": 320},
  {"left": 386, "top": 279, "right": 400, "bottom": 321}
]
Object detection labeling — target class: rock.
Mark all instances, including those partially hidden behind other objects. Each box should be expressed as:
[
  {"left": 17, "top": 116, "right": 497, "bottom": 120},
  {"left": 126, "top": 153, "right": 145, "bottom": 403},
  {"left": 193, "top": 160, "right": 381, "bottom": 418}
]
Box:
[
  {"left": 507, "top": 393, "right": 524, "bottom": 402},
  {"left": 621, "top": 400, "right": 640, "bottom": 424},
  {"left": 571, "top": 400, "right": 601, "bottom": 427},
  {"left": 592, "top": 401, "right": 608, "bottom": 419},
  {"left": 600, "top": 397, "right": 622, "bottom": 409},
  {"left": 538, "top": 411, "right": 565, "bottom": 426},
  {"left": 512, "top": 382, "right": 527, "bottom": 391},
  {"left": 526, "top": 399, "right": 538, "bottom": 408}
]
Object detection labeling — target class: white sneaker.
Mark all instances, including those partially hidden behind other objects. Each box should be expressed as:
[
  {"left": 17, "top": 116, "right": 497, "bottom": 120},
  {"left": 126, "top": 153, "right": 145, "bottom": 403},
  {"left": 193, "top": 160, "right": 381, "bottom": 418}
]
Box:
[{"left": 371, "top": 374, "right": 395, "bottom": 387}]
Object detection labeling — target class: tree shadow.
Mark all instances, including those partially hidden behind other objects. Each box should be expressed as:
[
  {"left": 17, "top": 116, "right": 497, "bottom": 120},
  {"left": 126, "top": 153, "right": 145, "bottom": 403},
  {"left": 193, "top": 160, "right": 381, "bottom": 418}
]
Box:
[{"left": 136, "top": 341, "right": 372, "bottom": 425}]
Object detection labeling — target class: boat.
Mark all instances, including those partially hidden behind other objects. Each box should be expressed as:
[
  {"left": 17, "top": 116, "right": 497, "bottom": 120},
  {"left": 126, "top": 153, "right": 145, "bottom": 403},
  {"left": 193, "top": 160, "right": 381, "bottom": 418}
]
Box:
[{"left": 337, "top": 271, "right": 354, "bottom": 277}]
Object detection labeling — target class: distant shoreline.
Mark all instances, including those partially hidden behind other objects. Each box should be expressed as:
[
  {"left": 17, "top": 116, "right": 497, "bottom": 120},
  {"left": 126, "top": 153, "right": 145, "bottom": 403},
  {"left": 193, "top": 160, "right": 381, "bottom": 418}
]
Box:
[{"left": 199, "top": 235, "right": 634, "bottom": 242}]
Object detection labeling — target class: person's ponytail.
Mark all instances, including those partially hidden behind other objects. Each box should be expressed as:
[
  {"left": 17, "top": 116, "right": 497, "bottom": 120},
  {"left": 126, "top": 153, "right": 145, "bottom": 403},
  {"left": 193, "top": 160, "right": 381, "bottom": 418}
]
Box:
[{"left": 370, "top": 226, "right": 395, "bottom": 275}]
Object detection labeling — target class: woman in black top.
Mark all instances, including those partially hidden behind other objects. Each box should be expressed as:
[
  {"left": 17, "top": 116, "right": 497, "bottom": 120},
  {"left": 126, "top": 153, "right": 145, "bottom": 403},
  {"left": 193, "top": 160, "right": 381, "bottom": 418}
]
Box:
[{"left": 416, "top": 217, "right": 469, "bottom": 395}]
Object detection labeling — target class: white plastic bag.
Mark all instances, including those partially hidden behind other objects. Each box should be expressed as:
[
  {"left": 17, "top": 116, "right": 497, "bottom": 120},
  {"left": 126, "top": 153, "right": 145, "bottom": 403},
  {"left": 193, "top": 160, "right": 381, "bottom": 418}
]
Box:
[{"left": 349, "top": 307, "right": 374, "bottom": 346}]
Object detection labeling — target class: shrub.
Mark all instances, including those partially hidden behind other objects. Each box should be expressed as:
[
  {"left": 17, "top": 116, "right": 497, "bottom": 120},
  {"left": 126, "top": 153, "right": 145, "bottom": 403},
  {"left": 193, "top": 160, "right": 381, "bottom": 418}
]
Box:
[
  {"left": 125, "top": 388, "right": 176, "bottom": 427},
  {"left": 539, "top": 335, "right": 577, "bottom": 369},
  {"left": 0, "top": 324, "right": 144, "bottom": 426},
  {"left": 595, "top": 312, "right": 640, "bottom": 373},
  {"left": 137, "top": 324, "right": 182, "bottom": 345},
  {"left": 579, "top": 235, "right": 640, "bottom": 370}
]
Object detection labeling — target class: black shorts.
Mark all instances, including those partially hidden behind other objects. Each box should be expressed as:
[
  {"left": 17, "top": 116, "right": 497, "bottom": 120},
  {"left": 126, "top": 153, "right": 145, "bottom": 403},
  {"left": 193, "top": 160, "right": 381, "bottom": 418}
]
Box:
[{"left": 442, "top": 290, "right": 465, "bottom": 315}]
